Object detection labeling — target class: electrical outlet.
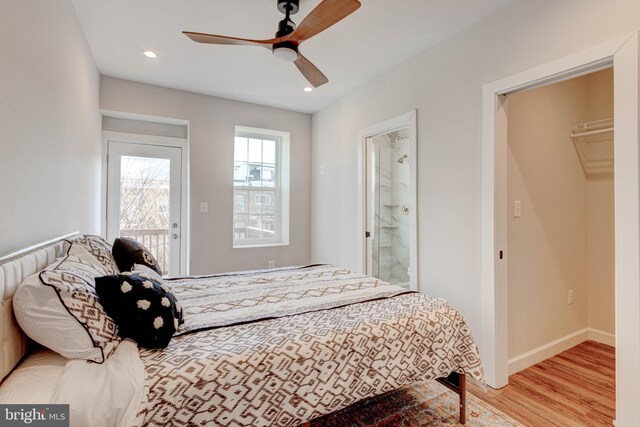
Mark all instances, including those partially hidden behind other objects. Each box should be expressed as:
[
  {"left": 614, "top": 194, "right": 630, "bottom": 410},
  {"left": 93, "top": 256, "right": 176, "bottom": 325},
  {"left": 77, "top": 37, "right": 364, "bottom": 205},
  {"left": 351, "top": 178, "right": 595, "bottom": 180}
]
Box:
[
  {"left": 200, "top": 202, "right": 209, "bottom": 213},
  {"left": 568, "top": 289, "right": 574, "bottom": 305},
  {"left": 268, "top": 260, "right": 275, "bottom": 269}
]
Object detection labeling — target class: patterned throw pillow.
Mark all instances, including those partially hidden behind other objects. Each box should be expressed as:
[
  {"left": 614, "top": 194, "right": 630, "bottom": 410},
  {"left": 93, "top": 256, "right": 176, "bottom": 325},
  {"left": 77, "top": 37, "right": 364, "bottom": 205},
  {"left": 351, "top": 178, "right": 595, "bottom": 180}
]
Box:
[
  {"left": 95, "top": 274, "right": 183, "bottom": 348},
  {"left": 66, "top": 234, "right": 120, "bottom": 274},
  {"left": 14, "top": 244, "right": 121, "bottom": 363},
  {"left": 112, "top": 237, "right": 162, "bottom": 275},
  {"left": 132, "top": 263, "right": 163, "bottom": 282}
]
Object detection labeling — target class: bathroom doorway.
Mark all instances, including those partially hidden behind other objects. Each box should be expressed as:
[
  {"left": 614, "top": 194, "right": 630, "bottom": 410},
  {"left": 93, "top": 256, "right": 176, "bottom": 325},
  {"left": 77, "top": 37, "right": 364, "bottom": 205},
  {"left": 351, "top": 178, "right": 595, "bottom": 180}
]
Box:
[
  {"left": 358, "top": 111, "right": 418, "bottom": 291},
  {"left": 366, "top": 129, "right": 411, "bottom": 288}
]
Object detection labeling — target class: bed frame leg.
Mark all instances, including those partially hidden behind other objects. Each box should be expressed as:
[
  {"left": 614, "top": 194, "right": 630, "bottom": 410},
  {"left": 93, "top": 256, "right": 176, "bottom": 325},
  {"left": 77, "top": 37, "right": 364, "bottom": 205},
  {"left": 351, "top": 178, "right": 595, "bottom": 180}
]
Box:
[
  {"left": 436, "top": 372, "right": 467, "bottom": 424},
  {"left": 459, "top": 373, "right": 467, "bottom": 425}
]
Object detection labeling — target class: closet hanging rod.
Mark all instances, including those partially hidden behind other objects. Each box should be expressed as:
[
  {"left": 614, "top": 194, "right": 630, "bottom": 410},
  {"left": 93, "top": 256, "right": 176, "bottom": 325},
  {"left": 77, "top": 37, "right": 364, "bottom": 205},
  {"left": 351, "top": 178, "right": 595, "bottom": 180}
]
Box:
[{"left": 572, "top": 127, "right": 613, "bottom": 138}]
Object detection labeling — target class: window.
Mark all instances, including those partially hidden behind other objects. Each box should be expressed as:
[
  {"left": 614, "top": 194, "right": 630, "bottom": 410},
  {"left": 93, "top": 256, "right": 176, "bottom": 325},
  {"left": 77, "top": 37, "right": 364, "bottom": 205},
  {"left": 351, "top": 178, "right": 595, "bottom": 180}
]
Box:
[{"left": 233, "top": 126, "right": 290, "bottom": 247}]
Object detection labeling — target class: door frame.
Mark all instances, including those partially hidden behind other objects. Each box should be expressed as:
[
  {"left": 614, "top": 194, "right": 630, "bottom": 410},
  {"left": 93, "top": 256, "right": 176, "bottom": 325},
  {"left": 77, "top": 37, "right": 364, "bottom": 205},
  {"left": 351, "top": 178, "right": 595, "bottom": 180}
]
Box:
[
  {"left": 357, "top": 110, "right": 418, "bottom": 291},
  {"left": 102, "top": 131, "right": 189, "bottom": 275},
  {"left": 481, "top": 33, "right": 640, "bottom": 424}
]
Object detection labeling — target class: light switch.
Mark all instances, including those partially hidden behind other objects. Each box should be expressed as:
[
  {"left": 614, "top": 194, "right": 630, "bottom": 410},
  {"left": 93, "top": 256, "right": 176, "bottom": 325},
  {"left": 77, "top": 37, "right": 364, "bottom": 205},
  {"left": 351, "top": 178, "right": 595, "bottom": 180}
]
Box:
[
  {"left": 513, "top": 200, "right": 521, "bottom": 218},
  {"left": 320, "top": 166, "right": 325, "bottom": 176},
  {"left": 200, "top": 202, "right": 209, "bottom": 213}
]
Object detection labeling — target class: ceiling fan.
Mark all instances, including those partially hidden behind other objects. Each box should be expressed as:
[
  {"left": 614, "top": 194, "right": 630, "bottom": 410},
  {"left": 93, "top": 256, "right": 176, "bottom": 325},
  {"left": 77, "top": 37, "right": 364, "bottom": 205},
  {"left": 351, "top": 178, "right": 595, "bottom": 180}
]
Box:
[{"left": 183, "top": 0, "right": 361, "bottom": 88}]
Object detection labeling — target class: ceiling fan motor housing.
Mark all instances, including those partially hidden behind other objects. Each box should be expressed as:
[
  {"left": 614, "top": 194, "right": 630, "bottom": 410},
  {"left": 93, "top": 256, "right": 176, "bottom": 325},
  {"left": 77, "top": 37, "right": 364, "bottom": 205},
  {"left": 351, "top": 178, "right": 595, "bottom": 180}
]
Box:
[
  {"left": 276, "top": 18, "right": 296, "bottom": 38},
  {"left": 273, "top": 1, "right": 299, "bottom": 62},
  {"left": 277, "top": 0, "right": 300, "bottom": 15}
]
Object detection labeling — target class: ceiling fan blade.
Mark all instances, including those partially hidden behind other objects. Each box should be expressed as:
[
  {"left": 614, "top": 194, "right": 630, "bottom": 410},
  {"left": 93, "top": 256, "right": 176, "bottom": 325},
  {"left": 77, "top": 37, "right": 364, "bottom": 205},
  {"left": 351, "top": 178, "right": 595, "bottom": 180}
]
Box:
[
  {"left": 289, "top": 0, "right": 361, "bottom": 43},
  {"left": 294, "top": 53, "right": 329, "bottom": 88},
  {"left": 183, "top": 31, "right": 279, "bottom": 48}
]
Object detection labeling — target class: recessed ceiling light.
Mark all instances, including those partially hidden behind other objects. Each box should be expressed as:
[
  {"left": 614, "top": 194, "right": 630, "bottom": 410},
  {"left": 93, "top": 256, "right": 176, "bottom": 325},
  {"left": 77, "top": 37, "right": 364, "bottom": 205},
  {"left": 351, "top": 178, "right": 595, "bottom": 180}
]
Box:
[
  {"left": 144, "top": 50, "right": 157, "bottom": 58},
  {"left": 303, "top": 86, "right": 313, "bottom": 92}
]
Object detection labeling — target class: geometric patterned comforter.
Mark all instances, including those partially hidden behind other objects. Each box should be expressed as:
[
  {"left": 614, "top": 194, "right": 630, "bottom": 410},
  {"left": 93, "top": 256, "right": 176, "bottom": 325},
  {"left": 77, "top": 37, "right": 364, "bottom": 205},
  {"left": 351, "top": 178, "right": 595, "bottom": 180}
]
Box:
[{"left": 134, "top": 265, "right": 484, "bottom": 426}]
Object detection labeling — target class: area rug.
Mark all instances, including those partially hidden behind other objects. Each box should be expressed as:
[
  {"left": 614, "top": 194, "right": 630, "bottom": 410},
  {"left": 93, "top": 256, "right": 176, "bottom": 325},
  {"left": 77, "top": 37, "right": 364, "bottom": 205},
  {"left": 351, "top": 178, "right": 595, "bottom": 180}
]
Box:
[{"left": 312, "top": 380, "right": 523, "bottom": 426}]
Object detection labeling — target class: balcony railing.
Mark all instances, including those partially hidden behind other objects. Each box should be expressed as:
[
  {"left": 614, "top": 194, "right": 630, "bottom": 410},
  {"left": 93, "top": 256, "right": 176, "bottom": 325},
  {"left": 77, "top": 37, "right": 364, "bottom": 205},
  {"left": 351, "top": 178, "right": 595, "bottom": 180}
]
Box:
[{"left": 120, "top": 228, "right": 169, "bottom": 276}]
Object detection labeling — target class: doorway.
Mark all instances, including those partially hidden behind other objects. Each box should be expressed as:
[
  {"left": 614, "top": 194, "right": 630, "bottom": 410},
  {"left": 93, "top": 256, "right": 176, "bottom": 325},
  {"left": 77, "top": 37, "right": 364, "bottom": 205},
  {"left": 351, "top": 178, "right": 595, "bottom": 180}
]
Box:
[
  {"left": 105, "top": 133, "right": 187, "bottom": 276},
  {"left": 505, "top": 69, "right": 615, "bottom": 376},
  {"left": 481, "top": 33, "right": 640, "bottom": 425},
  {"left": 358, "top": 111, "right": 418, "bottom": 291},
  {"left": 365, "top": 128, "right": 411, "bottom": 288}
]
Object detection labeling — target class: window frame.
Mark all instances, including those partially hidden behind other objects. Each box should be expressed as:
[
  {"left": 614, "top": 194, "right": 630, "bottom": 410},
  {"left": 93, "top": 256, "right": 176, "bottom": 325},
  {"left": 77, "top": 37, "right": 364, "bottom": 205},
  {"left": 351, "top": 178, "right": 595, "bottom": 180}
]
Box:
[{"left": 233, "top": 126, "right": 290, "bottom": 248}]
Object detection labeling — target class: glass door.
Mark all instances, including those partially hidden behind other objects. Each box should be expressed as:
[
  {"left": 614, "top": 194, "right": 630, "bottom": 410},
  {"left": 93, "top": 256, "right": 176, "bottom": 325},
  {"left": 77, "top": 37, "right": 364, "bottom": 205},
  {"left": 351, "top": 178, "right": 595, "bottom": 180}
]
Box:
[
  {"left": 106, "top": 140, "right": 182, "bottom": 276},
  {"left": 365, "top": 128, "right": 411, "bottom": 288}
]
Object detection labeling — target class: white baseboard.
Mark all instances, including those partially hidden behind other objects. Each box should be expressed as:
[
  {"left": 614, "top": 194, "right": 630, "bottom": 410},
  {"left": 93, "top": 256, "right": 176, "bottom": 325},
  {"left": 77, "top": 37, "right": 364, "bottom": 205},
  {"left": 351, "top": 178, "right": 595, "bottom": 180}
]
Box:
[
  {"left": 509, "top": 328, "right": 616, "bottom": 375},
  {"left": 508, "top": 328, "right": 616, "bottom": 375},
  {"left": 587, "top": 328, "right": 616, "bottom": 347},
  {"left": 508, "top": 329, "right": 589, "bottom": 375}
]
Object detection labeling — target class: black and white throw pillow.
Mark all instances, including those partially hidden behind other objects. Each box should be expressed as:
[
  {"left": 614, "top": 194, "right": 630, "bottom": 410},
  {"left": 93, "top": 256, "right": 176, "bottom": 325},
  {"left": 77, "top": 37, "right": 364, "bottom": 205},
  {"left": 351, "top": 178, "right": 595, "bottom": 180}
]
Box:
[
  {"left": 66, "top": 234, "right": 120, "bottom": 275},
  {"left": 95, "top": 274, "right": 183, "bottom": 348},
  {"left": 132, "top": 263, "right": 163, "bottom": 282},
  {"left": 112, "top": 238, "right": 162, "bottom": 275},
  {"left": 14, "top": 244, "right": 121, "bottom": 363}
]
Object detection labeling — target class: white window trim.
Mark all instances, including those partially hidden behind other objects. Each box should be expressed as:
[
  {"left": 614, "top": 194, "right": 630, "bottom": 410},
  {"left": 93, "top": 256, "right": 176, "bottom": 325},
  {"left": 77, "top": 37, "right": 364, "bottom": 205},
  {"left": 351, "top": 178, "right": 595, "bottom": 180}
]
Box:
[{"left": 233, "top": 126, "right": 290, "bottom": 248}]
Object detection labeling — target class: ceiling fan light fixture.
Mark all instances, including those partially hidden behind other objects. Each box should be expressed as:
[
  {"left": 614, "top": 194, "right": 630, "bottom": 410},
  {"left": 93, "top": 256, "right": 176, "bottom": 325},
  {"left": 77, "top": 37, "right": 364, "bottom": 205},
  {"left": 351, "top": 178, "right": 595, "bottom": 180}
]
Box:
[
  {"left": 143, "top": 50, "right": 157, "bottom": 58},
  {"left": 273, "top": 45, "right": 298, "bottom": 62},
  {"left": 303, "top": 86, "right": 313, "bottom": 92}
]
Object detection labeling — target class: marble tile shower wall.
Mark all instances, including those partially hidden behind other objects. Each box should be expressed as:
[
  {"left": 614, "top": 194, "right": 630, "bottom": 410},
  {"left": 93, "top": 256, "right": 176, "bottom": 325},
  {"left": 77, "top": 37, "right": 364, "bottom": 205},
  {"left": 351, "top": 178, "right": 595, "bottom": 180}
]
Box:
[{"left": 371, "top": 130, "right": 410, "bottom": 285}]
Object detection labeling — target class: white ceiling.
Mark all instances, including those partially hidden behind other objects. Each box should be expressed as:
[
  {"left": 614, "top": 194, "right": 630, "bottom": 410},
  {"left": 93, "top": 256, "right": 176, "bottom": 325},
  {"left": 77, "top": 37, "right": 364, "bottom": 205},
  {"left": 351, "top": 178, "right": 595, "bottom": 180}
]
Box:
[{"left": 72, "top": 0, "right": 513, "bottom": 114}]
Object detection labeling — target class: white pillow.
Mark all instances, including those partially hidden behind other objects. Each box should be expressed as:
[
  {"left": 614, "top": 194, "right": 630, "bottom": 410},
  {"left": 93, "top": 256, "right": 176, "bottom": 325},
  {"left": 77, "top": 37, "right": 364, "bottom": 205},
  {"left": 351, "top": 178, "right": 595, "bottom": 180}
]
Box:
[{"left": 13, "top": 245, "right": 121, "bottom": 363}]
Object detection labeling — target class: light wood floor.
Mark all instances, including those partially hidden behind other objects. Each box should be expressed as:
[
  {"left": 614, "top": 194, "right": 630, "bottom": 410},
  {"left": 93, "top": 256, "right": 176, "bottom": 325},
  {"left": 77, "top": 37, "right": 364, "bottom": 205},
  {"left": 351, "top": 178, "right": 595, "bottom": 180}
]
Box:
[{"left": 468, "top": 341, "right": 615, "bottom": 426}]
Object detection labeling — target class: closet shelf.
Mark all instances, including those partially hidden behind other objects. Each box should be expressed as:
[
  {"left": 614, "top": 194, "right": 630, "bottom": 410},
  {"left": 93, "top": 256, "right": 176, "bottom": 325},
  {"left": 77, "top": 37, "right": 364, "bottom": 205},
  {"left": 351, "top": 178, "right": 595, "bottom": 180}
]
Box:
[
  {"left": 383, "top": 204, "right": 399, "bottom": 208},
  {"left": 570, "top": 118, "right": 613, "bottom": 175}
]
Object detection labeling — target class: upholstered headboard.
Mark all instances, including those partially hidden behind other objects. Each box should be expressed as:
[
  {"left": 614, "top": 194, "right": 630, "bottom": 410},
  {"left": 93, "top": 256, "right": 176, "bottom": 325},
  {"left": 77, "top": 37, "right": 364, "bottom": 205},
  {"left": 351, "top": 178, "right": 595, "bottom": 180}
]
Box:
[{"left": 0, "top": 232, "right": 79, "bottom": 380}]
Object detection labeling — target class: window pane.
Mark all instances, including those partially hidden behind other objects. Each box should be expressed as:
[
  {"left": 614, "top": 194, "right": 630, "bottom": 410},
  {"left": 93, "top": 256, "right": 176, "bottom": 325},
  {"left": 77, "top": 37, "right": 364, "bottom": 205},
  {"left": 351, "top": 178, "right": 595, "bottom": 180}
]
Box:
[
  {"left": 261, "top": 190, "right": 276, "bottom": 214},
  {"left": 263, "top": 139, "right": 276, "bottom": 164},
  {"left": 248, "top": 189, "right": 262, "bottom": 214},
  {"left": 233, "top": 162, "right": 248, "bottom": 185},
  {"left": 261, "top": 165, "right": 276, "bottom": 187},
  {"left": 233, "top": 214, "right": 248, "bottom": 240},
  {"left": 248, "top": 138, "right": 262, "bottom": 163},
  {"left": 247, "top": 215, "right": 264, "bottom": 239},
  {"left": 119, "top": 156, "right": 171, "bottom": 275},
  {"left": 248, "top": 164, "right": 262, "bottom": 186},
  {"left": 262, "top": 215, "right": 276, "bottom": 238},
  {"left": 233, "top": 190, "right": 248, "bottom": 213},
  {"left": 234, "top": 137, "right": 248, "bottom": 162}
]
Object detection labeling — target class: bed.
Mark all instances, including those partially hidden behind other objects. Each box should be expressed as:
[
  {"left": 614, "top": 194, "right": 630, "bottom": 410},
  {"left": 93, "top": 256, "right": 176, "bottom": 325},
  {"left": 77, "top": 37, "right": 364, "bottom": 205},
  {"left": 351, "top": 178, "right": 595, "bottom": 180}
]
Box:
[{"left": 0, "top": 233, "right": 483, "bottom": 426}]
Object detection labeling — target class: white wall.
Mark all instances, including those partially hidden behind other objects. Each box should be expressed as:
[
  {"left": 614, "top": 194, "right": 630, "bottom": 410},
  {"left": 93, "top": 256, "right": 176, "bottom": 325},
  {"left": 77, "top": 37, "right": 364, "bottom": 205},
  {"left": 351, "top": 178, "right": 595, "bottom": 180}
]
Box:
[
  {"left": 100, "top": 77, "right": 312, "bottom": 274},
  {"left": 0, "top": 0, "right": 101, "bottom": 255},
  {"left": 506, "top": 77, "right": 589, "bottom": 359},
  {"left": 310, "top": 0, "right": 640, "bottom": 358}
]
